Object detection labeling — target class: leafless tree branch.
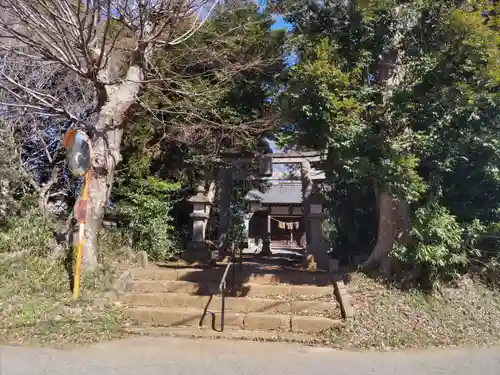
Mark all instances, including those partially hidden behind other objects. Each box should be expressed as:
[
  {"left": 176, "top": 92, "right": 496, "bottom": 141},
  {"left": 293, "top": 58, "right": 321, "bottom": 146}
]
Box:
[{"left": 0, "top": 0, "right": 222, "bottom": 114}]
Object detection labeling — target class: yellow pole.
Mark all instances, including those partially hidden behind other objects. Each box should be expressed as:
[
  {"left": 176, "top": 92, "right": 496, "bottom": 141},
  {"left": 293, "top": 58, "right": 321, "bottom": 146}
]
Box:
[
  {"left": 73, "top": 224, "right": 85, "bottom": 299},
  {"left": 73, "top": 170, "right": 91, "bottom": 300}
]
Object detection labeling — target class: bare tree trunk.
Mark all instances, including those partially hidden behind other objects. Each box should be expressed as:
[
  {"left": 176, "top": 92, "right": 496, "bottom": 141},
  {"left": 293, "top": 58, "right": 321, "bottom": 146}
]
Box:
[
  {"left": 81, "top": 65, "right": 143, "bottom": 271},
  {"left": 364, "top": 189, "right": 411, "bottom": 273},
  {"left": 203, "top": 180, "right": 217, "bottom": 233},
  {"left": 83, "top": 176, "right": 108, "bottom": 271},
  {"left": 364, "top": 191, "right": 396, "bottom": 271}
]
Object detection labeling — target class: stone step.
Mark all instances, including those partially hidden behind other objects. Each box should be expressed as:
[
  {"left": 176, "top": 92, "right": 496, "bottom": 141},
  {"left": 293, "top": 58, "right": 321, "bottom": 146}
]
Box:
[
  {"left": 128, "top": 280, "right": 218, "bottom": 294},
  {"left": 121, "top": 293, "right": 338, "bottom": 314},
  {"left": 124, "top": 326, "right": 317, "bottom": 344},
  {"left": 124, "top": 307, "right": 341, "bottom": 333},
  {"left": 132, "top": 267, "right": 333, "bottom": 286},
  {"left": 242, "top": 283, "right": 334, "bottom": 299},
  {"left": 128, "top": 280, "right": 334, "bottom": 299},
  {"left": 133, "top": 268, "right": 220, "bottom": 282}
]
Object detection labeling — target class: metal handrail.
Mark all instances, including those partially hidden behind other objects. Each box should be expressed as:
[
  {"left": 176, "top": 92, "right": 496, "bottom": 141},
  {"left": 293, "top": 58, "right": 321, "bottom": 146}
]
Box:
[
  {"left": 218, "top": 260, "right": 233, "bottom": 332},
  {"left": 199, "top": 243, "right": 244, "bottom": 332}
]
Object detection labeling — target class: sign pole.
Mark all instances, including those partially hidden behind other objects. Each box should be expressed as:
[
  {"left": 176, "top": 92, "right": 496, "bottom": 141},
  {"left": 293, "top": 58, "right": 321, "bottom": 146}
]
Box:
[
  {"left": 62, "top": 129, "right": 92, "bottom": 300},
  {"left": 73, "top": 169, "right": 90, "bottom": 300}
]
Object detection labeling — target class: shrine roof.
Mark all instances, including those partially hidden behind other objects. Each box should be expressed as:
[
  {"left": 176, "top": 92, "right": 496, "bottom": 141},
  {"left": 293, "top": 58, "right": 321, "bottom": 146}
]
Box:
[{"left": 245, "top": 181, "right": 302, "bottom": 204}]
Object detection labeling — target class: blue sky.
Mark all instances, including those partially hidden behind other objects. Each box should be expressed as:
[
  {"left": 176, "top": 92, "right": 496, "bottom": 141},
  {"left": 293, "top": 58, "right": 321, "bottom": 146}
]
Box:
[
  {"left": 270, "top": 13, "right": 297, "bottom": 66},
  {"left": 271, "top": 14, "right": 293, "bottom": 32},
  {"left": 256, "top": 0, "right": 293, "bottom": 32}
]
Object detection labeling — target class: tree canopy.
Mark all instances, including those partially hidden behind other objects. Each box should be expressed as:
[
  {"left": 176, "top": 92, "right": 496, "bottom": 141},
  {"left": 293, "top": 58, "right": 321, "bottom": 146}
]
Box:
[{"left": 274, "top": 0, "right": 500, "bottom": 283}]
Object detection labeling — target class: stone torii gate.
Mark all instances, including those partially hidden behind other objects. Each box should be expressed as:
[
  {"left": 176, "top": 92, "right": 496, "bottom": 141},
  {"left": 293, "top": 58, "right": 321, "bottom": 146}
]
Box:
[{"left": 183, "top": 151, "right": 330, "bottom": 270}]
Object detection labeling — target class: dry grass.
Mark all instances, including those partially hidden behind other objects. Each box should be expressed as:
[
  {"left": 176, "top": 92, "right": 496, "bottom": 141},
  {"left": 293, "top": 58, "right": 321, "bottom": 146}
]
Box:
[
  {"left": 0, "top": 231, "right": 136, "bottom": 348},
  {"left": 321, "top": 272, "right": 500, "bottom": 350}
]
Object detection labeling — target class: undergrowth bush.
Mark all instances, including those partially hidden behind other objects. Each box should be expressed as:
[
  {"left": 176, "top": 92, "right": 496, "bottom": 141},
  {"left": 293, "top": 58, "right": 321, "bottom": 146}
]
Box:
[
  {"left": 466, "top": 220, "right": 500, "bottom": 286},
  {"left": 393, "top": 203, "right": 467, "bottom": 288},
  {"left": 0, "top": 123, "right": 30, "bottom": 223},
  {"left": 0, "top": 210, "right": 55, "bottom": 255},
  {"left": 115, "top": 177, "right": 181, "bottom": 261}
]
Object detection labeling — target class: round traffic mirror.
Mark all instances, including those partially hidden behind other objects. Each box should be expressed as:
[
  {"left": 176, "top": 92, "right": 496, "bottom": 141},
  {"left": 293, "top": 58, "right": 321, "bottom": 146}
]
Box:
[{"left": 62, "top": 130, "right": 92, "bottom": 177}]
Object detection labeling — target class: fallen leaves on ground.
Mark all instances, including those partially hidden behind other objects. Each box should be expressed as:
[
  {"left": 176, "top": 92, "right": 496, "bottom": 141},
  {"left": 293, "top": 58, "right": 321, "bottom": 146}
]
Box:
[{"left": 319, "top": 272, "right": 500, "bottom": 350}]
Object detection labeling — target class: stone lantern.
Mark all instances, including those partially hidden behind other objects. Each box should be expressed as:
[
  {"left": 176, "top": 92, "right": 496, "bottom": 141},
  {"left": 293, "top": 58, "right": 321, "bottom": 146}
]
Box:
[
  {"left": 243, "top": 194, "right": 262, "bottom": 253},
  {"left": 183, "top": 184, "right": 212, "bottom": 263}
]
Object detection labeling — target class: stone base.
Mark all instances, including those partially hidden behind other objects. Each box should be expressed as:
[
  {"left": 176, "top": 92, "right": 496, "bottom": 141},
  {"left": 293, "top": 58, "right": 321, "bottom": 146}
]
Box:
[
  {"left": 182, "top": 241, "right": 211, "bottom": 264},
  {"left": 260, "top": 241, "right": 272, "bottom": 256}
]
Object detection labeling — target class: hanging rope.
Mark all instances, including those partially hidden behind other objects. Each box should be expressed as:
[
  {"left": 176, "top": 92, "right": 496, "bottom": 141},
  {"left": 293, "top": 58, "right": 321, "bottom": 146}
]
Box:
[{"left": 270, "top": 217, "right": 300, "bottom": 230}]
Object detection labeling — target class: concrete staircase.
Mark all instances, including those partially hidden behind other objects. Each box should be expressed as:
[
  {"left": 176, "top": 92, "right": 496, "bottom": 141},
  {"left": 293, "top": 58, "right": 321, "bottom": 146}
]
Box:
[{"left": 120, "top": 262, "right": 343, "bottom": 338}]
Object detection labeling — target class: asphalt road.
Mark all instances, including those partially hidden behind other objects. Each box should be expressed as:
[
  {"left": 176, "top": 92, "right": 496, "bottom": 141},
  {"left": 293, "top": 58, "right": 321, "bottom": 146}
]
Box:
[{"left": 1, "top": 337, "right": 500, "bottom": 375}]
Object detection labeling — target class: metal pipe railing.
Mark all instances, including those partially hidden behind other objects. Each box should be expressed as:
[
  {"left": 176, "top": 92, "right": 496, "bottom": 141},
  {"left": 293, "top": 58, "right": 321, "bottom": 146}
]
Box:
[
  {"left": 218, "top": 260, "right": 233, "bottom": 332},
  {"left": 200, "top": 243, "right": 244, "bottom": 332}
]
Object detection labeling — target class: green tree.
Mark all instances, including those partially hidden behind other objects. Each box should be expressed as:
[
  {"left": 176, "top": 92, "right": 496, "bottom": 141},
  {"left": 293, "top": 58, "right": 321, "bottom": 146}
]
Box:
[
  {"left": 112, "top": 3, "right": 287, "bottom": 256},
  {"left": 275, "top": 0, "right": 500, "bottom": 278}
]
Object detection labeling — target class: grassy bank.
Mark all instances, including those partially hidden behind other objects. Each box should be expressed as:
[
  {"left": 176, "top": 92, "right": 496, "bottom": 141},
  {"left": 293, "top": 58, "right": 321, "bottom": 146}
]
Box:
[
  {"left": 0, "top": 232, "right": 135, "bottom": 347},
  {"left": 323, "top": 273, "right": 500, "bottom": 349}
]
